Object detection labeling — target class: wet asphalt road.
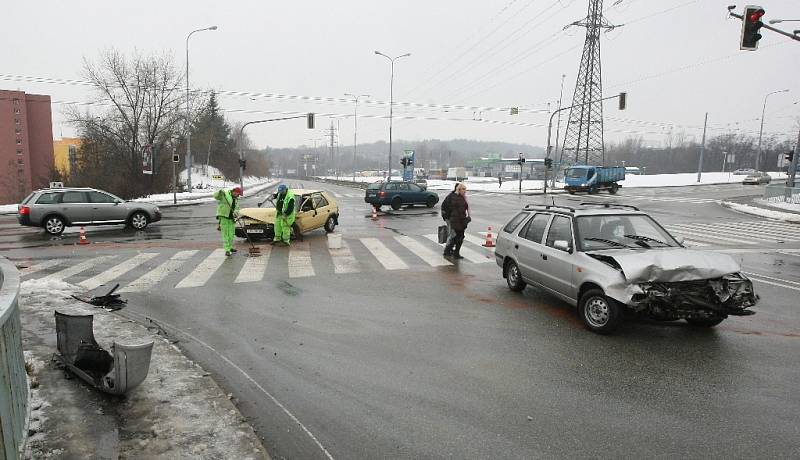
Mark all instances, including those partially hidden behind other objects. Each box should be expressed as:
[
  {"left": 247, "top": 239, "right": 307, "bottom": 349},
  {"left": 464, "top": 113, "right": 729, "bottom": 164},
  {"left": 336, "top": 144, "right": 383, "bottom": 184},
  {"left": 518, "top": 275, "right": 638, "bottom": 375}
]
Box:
[{"left": 2, "top": 181, "right": 799, "bottom": 459}]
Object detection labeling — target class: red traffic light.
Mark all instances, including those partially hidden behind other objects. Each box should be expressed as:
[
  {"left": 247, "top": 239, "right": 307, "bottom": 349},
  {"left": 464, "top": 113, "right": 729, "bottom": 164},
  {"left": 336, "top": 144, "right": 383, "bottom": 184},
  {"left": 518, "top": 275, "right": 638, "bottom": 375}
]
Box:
[{"left": 748, "top": 9, "right": 765, "bottom": 22}]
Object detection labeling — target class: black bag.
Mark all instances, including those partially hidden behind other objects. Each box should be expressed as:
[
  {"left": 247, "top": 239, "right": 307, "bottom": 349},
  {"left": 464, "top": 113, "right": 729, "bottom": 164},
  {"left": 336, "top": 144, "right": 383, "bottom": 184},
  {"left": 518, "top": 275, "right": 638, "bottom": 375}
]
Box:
[{"left": 438, "top": 225, "right": 449, "bottom": 244}]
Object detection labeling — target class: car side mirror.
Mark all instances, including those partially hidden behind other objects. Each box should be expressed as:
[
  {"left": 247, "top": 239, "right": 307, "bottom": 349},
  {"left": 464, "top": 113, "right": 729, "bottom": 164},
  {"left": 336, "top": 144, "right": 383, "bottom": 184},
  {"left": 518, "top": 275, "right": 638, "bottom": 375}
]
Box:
[
  {"left": 553, "top": 240, "right": 572, "bottom": 252},
  {"left": 114, "top": 200, "right": 122, "bottom": 205}
]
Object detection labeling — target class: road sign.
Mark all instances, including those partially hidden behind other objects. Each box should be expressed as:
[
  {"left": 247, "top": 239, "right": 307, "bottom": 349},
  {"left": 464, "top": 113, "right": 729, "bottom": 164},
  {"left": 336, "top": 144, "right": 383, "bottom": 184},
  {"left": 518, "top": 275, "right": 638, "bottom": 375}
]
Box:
[
  {"left": 173, "top": 154, "right": 180, "bottom": 163},
  {"left": 142, "top": 144, "right": 153, "bottom": 175},
  {"left": 212, "top": 174, "right": 224, "bottom": 180}
]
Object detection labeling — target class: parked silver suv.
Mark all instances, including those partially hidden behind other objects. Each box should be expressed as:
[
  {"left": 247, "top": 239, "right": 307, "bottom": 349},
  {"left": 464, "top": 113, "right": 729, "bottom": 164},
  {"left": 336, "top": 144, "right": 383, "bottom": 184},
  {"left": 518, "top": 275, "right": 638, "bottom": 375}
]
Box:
[
  {"left": 17, "top": 187, "right": 161, "bottom": 235},
  {"left": 495, "top": 203, "right": 757, "bottom": 334}
]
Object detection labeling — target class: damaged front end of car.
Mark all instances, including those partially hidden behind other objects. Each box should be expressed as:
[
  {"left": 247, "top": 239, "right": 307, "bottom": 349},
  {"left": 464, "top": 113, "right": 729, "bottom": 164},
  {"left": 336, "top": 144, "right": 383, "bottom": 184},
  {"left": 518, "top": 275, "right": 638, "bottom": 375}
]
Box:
[{"left": 630, "top": 272, "right": 758, "bottom": 321}]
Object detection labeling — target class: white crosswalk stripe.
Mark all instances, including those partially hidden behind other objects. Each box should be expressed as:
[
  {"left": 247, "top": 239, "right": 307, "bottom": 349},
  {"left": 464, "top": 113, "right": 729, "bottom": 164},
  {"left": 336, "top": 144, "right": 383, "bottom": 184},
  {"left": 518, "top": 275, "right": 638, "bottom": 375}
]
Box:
[
  {"left": 176, "top": 249, "right": 228, "bottom": 288},
  {"left": 234, "top": 246, "right": 272, "bottom": 283},
  {"left": 79, "top": 253, "right": 159, "bottom": 290},
  {"left": 20, "top": 259, "right": 63, "bottom": 276},
  {"left": 328, "top": 241, "right": 360, "bottom": 274},
  {"left": 666, "top": 225, "right": 757, "bottom": 245},
  {"left": 361, "top": 238, "right": 408, "bottom": 270},
  {"left": 423, "top": 234, "right": 493, "bottom": 264},
  {"left": 120, "top": 250, "right": 198, "bottom": 293},
  {"left": 395, "top": 235, "right": 452, "bottom": 267},
  {"left": 39, "top": 255, "right": 116, "bottom": 282},
  {"left": 288, "top": 242, "right": 315, "bottom": 278},
  {"left": 674, "top": 223, "right": 786, "bottom": 243}
]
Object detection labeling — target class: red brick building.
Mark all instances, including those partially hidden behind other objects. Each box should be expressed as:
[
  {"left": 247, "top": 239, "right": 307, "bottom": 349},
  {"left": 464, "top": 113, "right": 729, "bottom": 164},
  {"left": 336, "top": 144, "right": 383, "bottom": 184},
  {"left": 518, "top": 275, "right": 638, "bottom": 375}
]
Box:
[{"left": 0, "top": 90, "right": 55, "bottom": 204}]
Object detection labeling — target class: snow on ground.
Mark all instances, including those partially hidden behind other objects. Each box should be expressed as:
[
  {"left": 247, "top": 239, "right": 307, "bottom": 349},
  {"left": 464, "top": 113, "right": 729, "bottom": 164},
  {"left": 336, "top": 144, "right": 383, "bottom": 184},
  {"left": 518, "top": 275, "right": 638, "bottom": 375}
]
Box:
[
  {"left": 723, "top": 201, "right": 800, "bottom": 223},
  {"left": 755, "top": 198, "right": 800, "bottom": 214}
]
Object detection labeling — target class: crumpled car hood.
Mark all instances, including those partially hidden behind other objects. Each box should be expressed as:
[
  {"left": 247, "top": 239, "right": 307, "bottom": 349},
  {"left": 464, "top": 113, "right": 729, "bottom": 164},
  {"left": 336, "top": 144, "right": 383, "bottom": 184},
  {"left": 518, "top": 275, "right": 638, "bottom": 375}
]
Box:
[
  {"left": 239, "top": 207, "right": 276, "bottom": 224},
  {"left": 587, "top": 247, "right": 742, "bottom": 283}
]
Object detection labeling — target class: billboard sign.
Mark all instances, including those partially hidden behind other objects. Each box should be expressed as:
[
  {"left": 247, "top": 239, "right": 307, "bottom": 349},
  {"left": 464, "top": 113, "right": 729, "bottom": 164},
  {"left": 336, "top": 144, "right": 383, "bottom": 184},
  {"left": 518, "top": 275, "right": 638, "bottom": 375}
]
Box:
[{"left": 142, "top": 144, "right": 154, "bottom": 175}]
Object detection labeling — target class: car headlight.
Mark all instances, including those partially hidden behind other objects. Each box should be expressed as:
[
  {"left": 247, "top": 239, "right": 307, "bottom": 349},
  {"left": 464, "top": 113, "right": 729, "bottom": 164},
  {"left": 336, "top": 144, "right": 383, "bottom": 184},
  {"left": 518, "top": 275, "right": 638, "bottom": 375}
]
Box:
[{"left": 154, "top": 206, "right": 160, "bottom": 212}]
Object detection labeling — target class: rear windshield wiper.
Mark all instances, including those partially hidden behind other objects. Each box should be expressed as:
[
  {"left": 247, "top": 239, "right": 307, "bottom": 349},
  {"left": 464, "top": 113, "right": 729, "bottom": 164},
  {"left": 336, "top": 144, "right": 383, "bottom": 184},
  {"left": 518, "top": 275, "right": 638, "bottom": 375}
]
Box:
[
  {"left": 583, "top": 237, "right": 630, "bottom": 248},
  {"left": 623, "top": 234, "right": 669, "bottom": 247}
]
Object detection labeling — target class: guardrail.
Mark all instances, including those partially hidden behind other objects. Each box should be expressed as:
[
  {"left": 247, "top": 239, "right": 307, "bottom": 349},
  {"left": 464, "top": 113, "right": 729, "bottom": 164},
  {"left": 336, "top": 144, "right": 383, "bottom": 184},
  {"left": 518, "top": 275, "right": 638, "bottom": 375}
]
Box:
[
  {"left": 0, "top": 257, "right": 28, "bottom": 460},
  {"left": 308, "top": 177, "right": 370, "bottom": 190},
  {"left": 763, "top": 184, "right": 800, "bottom": 205}
]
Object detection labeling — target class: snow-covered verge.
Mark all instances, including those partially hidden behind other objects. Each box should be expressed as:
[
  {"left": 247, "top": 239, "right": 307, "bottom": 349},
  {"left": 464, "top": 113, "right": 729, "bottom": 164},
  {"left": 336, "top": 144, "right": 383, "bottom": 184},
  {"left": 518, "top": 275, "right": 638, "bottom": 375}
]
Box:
[
  {"left": 18, "top": 277, "right": 268, "bottom": 459},
  {"left": 722, "top": 201, "right": 800, "bottom": 223},
  {"left": 755, "top": 198, "right": 800, "bottom": 214}
]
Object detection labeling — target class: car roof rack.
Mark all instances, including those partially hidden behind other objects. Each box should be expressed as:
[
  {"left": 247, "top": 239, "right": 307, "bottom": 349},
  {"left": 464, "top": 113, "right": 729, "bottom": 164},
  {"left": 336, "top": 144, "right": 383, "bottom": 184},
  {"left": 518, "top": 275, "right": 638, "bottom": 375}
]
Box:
[
  {"left": 578, "top": 202, "right": 640, "bottom": 211},
  {"left": 523, "top": 204, "right": 575, "bottom": 213}
]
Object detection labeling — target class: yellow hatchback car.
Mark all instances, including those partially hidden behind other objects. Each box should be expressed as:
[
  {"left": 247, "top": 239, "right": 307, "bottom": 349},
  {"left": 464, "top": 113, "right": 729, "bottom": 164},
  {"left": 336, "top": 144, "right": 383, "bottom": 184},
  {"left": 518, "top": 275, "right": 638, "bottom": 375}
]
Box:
[{"left": 234, "top": 189, "right": 339, "bottom": 241}]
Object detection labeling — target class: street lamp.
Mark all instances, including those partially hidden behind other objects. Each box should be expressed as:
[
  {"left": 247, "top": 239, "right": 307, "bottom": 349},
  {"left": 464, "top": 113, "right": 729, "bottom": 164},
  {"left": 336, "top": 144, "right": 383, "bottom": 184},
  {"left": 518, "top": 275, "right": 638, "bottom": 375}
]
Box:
[
  {"left": 768, "top": 19, "right": 800, "bottom": 24},
  {"left": 345, "top": 93, "right": 370, "bottom": 182},
  {"left": 374, "top": 50, "right": 411, "bottom": 180},
  {"left": 185, "top": 25, "right": 218, "bottom": 192},
  {"left": 756, "top": 89, "right": 789, "bottom": 171}
]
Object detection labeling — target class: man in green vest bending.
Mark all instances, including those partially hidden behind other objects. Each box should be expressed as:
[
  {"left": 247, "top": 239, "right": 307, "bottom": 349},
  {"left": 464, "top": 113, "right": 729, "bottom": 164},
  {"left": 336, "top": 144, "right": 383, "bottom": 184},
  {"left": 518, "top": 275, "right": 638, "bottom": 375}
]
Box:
[
  {"left": 213, "top": 186, "right": 242, "bottom": 256},
  {"left": 273, "top": 184, "right": 296, "bottom": 246}
]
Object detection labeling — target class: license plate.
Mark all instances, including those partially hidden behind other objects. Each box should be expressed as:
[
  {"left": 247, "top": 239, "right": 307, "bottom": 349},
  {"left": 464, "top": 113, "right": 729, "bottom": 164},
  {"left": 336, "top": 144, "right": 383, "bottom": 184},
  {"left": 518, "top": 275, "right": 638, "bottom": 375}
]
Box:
[{"left": 246, "top": 229, "right": 264, "bottom": 234}]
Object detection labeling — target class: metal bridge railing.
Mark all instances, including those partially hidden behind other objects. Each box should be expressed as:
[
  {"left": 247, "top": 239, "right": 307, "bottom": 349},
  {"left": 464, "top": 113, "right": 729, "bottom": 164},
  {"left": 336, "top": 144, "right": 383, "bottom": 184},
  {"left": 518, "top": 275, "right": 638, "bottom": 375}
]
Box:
[
  {"left": 0, "top": 256, "right": 28, "bottom": 460},
  {"left": 763, "top": 184, "right": 800, "bottom": 205}
]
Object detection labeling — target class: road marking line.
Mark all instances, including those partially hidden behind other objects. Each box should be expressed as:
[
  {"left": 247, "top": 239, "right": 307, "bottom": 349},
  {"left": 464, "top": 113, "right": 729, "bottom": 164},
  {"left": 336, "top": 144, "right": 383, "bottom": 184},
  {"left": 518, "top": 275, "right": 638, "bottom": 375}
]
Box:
[
  {"left": 681, "top": 240, "right": 710, "bottom": 247},
  {"left": 675, "top": 223, "right": 786, "bottom": 243},
  {"left": 720, "top": 222, "right": 800, "bottom": 239},
  {"left": 423, "top": 234, "right": 492, "bottom": 264},
  {"left": 360, "top": 238, "right": 408, "bottom": 270},
  {"left": 666, "top": 225, "right": 757, "bottom": 244},
  {"left": 19, "top": 259, "right": 62, "bottom": 276},
  {"left": 39, "top": 255, "right": 117, "bottom": 282},
  {"left": 743, "top": 271, "right": 800, "bottom": 286},
  {"left": 288, "top": 241, "right": 315, "bottom": 278},
  {"left": 119, "top": 250, "right": 198, "bottom": 293},
  {"left": 747, "top": 276, "right": 800, "bottom": 292},
  {"left": 234, "top": 246, "right": 271, "bottom": 283},
  {"left": 328, "top": 240, "right": 360, "bottom": 274},
  {"left": 79, "top": 253, "right": 159, "bottom": 290},
  {"left": 175, "top": 249, "right": 227, "bottom": 289},
  {"left": 395, "top": 235, "right": 452, "bottom": 267}
]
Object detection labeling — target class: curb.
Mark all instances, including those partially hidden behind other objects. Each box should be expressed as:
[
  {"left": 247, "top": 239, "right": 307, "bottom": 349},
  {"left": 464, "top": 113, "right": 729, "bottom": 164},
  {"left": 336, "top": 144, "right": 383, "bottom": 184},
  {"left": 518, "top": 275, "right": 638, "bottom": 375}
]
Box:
[{"left": 721, "top": 200, "right": 800, "bottom": 223}]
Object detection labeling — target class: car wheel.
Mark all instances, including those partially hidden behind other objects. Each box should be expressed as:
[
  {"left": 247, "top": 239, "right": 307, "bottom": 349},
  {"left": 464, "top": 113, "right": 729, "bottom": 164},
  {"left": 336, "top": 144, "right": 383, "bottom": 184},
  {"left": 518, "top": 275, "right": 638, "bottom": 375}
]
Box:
[
  {"left": 324, "top": 215, "right": 336, "bottom": 233},
  {"left": 129, "top": 211, "right": 149, "bottom": 230},
  {"left": 686, "top": 317, "right": 724, "bottom": 328},
  {"left": 391, "top": 197, "right": 402, "bottom": 210},
  {"left": 44, "top": 215, "right": 65, "bottom": 235},
  {"left": 579, "top": 289, "right": 623, "bottom": 334},
  {"left": 609, "top": 184, "right": 619, "bottom": 194},
  {"left": 505, "top": 260, "right": 526, "bottom": 292},
  {"left": 426, "top": 196, "right": 436, "bottom": 208}
]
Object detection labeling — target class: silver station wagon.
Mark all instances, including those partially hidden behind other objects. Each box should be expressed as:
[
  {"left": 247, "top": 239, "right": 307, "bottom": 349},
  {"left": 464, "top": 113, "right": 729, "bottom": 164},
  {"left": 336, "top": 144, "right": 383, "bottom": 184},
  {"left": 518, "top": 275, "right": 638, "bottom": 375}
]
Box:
[
  {"left": 17, "top": 187, "right": 161, "bottom": 235},
  {"left": 495, "top": 203, "right": 757, "bottom": 334}
]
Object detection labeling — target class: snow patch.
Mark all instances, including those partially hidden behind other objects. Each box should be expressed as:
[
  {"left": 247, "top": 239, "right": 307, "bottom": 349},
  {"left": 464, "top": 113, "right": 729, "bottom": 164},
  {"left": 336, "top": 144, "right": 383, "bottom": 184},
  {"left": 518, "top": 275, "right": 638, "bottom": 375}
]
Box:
[{"left": 723, "top": 201, "right": 800, "bottom": 223}]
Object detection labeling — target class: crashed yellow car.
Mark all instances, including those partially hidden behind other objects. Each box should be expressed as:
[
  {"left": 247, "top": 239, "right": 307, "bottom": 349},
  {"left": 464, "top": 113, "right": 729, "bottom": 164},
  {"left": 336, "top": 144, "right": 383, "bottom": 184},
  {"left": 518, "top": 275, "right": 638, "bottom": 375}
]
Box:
[{"left": 234, "top": 189, "right": 339, "bottom": 240}]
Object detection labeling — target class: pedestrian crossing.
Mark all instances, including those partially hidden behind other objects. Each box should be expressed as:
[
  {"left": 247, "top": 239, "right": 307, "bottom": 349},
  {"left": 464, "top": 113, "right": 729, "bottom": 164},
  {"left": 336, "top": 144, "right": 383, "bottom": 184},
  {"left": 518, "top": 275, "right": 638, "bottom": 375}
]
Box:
[
  {"left": 581, "top": 193, "right": 720, "bottom": 204},
  {"left": 21, "top": 233, "right": 496, "bottom": 292},
  {"left": 665, "top": 220, "right": 800, "bottom": 247}
]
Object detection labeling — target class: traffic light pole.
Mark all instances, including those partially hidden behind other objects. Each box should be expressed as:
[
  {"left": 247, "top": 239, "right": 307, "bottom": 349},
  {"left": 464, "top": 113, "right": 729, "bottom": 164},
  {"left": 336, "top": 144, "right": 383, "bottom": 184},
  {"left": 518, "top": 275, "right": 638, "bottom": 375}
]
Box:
[
  {"left": 729, "top": 11, "right": 800, "bottom": 42},
  {"left": 237, "top": 115, "right": 308, "bottom": 192},
  {"left": 788, "top": 125, "right": 800, "bottom": 188}
]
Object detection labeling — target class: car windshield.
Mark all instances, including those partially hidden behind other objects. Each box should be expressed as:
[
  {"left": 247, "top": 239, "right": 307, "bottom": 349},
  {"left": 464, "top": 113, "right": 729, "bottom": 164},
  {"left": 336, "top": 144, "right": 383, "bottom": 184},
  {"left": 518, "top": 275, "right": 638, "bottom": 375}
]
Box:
[
  {"left": 576, "top": 214, "right": 679, "bottom": 251},
  {"left": 566, "top": 168, "right": 587, "bottom": 178}
]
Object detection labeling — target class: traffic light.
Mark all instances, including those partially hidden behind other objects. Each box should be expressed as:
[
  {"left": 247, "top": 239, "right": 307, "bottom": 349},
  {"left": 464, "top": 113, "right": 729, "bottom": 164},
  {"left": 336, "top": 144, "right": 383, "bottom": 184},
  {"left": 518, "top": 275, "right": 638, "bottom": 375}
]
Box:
[
  {"left": 307, "top": 113, "right": 315, "bottom": 129},
  {"left": 400, "top": 157, "right": 407, "bottom": 167},
  {"left": 407, "top": 156, "right": 414, "bottom": 167},
  {"left": 518, "top": 153, "right": 526, "bottom": 164},
  {"left": 239, "top": 158, "right": 247, "bottom": 170},
  {"left": 740, "top": 6, "right": 765, "bottom": 50},
  {"left": 172, "top": 154, "right": 180, "bottom": 163},
  {"left": 544, "top": 158, "right": 553, "bottom": 168},
  {"left": 618, "top": 92, "right": 627, "bottom": 110}
]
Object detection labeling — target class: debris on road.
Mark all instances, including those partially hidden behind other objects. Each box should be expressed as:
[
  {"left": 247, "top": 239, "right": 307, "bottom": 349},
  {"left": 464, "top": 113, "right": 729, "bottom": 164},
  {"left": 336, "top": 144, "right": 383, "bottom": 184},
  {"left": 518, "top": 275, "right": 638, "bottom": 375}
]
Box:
[{"left": 71, "top": 283, "right": 127, "bottom": 311}]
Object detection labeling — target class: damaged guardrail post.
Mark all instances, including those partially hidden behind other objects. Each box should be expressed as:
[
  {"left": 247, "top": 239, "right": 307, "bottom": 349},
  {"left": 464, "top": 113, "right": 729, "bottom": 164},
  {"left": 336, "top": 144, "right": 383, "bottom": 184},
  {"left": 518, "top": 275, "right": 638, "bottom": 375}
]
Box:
[{"left": 0, "top": 256, "right": 29, "bottom": 460}]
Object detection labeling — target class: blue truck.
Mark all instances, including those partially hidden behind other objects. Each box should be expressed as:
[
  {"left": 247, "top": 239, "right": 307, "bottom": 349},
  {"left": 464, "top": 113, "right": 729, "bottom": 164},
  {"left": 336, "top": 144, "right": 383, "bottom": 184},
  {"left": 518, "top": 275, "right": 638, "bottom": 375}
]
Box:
[{"left": 563, "top": 165, "right": 625, "bottom": 194}]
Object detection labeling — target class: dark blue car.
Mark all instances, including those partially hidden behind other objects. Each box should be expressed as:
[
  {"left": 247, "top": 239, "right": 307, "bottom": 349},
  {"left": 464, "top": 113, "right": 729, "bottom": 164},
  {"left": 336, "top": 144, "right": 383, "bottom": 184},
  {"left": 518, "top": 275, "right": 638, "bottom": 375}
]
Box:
[{"left": 364, "top": 181, "right": 439, "bottom": 211}]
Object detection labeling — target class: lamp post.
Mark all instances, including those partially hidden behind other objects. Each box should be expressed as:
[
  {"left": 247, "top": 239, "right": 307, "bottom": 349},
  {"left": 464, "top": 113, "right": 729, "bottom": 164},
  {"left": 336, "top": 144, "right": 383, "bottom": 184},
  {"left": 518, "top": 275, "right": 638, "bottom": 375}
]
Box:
[
  {"left": 185, "top": 25, "right": 218, "bottom": 192},
  {"left": 345, "top": 93, "right": 370, "bottom": 182},
  {"left": 374, "top": 51, "right": 410, "bottom": 180},
  {"left": 756, "top": 89, "right": 789, "bottom": 171}
]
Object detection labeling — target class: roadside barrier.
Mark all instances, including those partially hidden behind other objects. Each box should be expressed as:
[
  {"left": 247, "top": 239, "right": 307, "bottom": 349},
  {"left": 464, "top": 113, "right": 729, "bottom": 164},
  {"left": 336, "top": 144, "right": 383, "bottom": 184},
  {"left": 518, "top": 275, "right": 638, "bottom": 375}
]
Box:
[{"left": 0, "top": 256, "right": 29, "bottom": 459}]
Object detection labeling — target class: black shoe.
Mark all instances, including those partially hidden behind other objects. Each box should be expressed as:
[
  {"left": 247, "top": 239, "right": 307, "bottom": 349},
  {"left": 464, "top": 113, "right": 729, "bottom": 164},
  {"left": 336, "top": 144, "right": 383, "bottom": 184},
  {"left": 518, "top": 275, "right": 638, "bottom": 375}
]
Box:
[
  {"left": 443, "top": 249, "right": 452, "bottom": 256},
  {"left": 230, "top": 248, "right": 238, "bottom": 253},
  {"left": 453, "top": 253, "right": 465, "bottom": 260}
]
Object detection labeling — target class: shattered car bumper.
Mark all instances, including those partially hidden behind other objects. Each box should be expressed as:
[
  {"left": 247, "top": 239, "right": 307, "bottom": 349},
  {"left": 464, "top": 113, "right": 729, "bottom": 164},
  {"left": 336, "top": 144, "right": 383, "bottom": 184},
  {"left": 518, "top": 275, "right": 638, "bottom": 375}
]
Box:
[{"left": 629, "top": 272, "right": 758, "bottom": 320}]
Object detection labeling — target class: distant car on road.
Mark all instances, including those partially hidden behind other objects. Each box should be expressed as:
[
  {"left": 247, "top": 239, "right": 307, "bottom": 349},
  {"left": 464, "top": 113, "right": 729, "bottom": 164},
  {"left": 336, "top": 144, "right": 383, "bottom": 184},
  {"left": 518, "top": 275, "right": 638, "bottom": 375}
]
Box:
[
  {"left": 732, "top": 168, "right": 757, "bottom": 176},
  {"left": 494, "top": 203, "right": 757, "bottom": 334},
  {"left": 17, "top": 187, "right": 161, "bottom": 235},
  {"left": 235, "top": 189, "right": 339, "bottom": 240},
  {"left": 364, "top": 181, "right": 439, "bottom": 211},
  {"left": 742, "top": 171, "right": 771, "bottom": 185}
]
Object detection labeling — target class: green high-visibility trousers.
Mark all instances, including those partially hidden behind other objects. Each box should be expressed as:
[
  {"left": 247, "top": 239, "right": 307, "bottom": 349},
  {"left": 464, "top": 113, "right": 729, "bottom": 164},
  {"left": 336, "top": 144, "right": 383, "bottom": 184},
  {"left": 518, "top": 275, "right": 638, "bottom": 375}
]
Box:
[
  {"left": 273, "top": 215, "right": 295, "bottom": 244},
  {"left": 219, "top": 217, "right": 235, "bottom": 252}
]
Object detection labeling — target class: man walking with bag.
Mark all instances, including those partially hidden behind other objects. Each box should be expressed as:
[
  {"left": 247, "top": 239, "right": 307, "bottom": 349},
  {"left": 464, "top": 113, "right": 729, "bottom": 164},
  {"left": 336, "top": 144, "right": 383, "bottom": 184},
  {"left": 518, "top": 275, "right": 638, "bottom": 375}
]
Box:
[
  {"left": 440, "top": 183, "right": 458, "bottom": 254},
  {"left": 213, "top": 186, "right": 242, "bottom": 256},
  {"left": 443, "top": 183, "right": 470, "bottom": 259},
  {"left": 273, "top": 184, "right": 296, "bottom": 246}
]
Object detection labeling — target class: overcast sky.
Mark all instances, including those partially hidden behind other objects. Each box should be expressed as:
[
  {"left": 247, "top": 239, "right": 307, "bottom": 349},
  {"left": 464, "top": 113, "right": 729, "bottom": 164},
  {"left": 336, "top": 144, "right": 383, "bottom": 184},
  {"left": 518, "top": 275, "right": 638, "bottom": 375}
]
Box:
[{"left": 3, "top": 0, "right": 799, "bottom": 151}]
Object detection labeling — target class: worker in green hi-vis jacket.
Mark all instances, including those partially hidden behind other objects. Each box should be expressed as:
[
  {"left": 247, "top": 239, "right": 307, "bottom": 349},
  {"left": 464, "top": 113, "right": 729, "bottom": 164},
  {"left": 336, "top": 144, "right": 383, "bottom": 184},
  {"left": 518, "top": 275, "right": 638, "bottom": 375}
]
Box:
[
  {"left": 213, "top": 186, "right": 242, "bottom": 256},
  {"left": 272, "top": 184, "right": 296, "bottom": 246}
]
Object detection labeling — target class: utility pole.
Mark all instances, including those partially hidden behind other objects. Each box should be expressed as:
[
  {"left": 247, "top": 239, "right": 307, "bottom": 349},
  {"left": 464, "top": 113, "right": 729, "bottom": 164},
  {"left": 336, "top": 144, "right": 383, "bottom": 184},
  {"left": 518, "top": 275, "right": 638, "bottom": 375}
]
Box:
[
  {"left": 328, "top": 121, "right": 336, "bottom": 178},
  {"left": 697, "top": 112, "right": 708, "bottom": 183},
  {"left": 789, "top": 126, "right": 800, "bottom": 188},
  {"left": 757, "top": 89, "right": 790, "bottom": 171},
  {"left": 345, "top": 93, "right": 369, "bottom": 182}
]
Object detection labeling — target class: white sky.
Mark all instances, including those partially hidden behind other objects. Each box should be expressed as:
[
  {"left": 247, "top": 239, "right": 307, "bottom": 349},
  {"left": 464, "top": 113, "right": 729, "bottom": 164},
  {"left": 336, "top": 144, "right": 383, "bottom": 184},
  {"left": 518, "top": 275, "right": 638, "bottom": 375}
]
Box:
[{"left": 2, "top": 0, "right": 799, "bottom": 150}]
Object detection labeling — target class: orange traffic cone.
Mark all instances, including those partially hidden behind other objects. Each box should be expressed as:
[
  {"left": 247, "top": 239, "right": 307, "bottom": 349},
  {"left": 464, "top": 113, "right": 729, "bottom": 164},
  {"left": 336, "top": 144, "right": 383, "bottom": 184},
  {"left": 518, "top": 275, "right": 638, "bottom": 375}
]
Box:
[
  {"left": 371, "top": 206, "right": 377, "bottom": 220},
  {"left": 482, "top": 226, "right": 495, "bottom": 248},
  {"left": 78, "top": 226, "right": 89, "bottom": 245}
]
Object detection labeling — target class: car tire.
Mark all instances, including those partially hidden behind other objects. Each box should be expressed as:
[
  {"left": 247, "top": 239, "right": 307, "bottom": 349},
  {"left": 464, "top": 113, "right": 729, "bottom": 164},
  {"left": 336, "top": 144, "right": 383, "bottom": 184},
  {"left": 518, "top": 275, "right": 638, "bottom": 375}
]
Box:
[
  {"left": 324, "top": 216, "right": 336, "bottom": 233},
  {"left": 391, "top": 197, "right": 402, "bottom": 210},
  {"left": 505, "top": 260, "right": 526, "bottom": 292},
  {"left": 686, "top": 317, "right": 724, "bottom": 328},
  {"left": 43, "top": 215, "right": 66, "bottom": 236},
  {"left": 426, "top": 197, "right": 436, "bottom": 208},
  {"left": 579, "top": 289, "right": 623, "bottom": 334},
  {"left": 129, "top": 211, "right": 150, "bottom": 230},
  {"left": 609, "top": 184, "right": 619, "bottom": 194}
]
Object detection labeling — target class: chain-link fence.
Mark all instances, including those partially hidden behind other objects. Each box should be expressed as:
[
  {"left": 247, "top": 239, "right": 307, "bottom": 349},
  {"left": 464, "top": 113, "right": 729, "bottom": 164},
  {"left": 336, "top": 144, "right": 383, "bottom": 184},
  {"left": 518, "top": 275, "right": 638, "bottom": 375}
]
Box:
[{"left": 763, "top": 183, "right": 800, "bottom": 205}]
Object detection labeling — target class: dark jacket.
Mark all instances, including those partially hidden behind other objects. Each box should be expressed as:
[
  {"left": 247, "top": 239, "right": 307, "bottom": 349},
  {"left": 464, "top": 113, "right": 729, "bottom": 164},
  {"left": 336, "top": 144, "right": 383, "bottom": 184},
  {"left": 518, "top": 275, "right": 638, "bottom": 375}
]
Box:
[
  {"left": 448, "top": 193, "right": 469, "bottom": 232},
  {"left": 441, "top": 191, "right": 456, "bottom": 220}
]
